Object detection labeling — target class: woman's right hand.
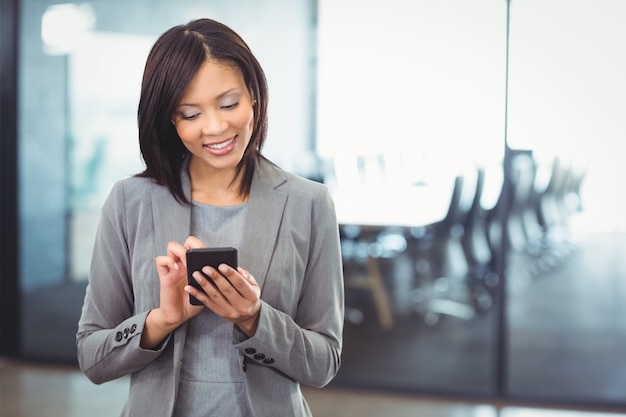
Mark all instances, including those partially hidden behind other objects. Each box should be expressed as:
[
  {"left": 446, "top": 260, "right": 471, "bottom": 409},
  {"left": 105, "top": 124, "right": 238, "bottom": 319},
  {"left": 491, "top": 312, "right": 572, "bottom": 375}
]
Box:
[{"left": 140, "top": 236, "right": 205, "bottom": 349}]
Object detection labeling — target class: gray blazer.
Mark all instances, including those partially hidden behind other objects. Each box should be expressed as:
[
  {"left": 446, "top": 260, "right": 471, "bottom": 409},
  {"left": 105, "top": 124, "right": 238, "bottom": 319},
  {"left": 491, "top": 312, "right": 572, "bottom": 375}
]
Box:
[{"left": 76, "top": 158, "right": 344, "bottom": 417}]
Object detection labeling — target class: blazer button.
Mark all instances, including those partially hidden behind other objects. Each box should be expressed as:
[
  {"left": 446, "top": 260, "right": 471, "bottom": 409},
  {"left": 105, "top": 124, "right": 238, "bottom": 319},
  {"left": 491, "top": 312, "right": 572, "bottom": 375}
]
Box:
[
  {"left": 263, "top": 358, "right": 275, "bottom": 365},
  {"left": 115, "top": 332, "right": 123, "bottom": 342},
  {"left": 130, "top": 324, "right": 137, "bottom": 333},
  {"left": 253, "top": 353, "right": 265, "bottom": 361},
  {"left": 245, "top": 348, "right": 256, "bottom": 355},
  {"left": 123, "top": 328, "right": 130, "bottom": 338}
]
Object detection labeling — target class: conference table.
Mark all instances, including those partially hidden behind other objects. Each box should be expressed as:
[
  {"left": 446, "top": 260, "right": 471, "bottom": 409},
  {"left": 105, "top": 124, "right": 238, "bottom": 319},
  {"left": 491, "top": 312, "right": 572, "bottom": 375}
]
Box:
[
  {"left": 332, "top": 181, "right": 453, "bottom": 228},
  {"left": 331, "top": 179, "right": 455, "bottom": 330}
]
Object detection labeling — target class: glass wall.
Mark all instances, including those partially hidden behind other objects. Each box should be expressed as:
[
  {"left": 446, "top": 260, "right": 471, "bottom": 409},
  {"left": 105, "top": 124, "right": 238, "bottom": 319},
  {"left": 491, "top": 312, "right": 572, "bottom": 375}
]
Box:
[
  {"left": 316, "top": 0, "right": 626, "bottom": 409},
  {"left": 317, "top": 0, "right": 507, "bottom": 396},
  {"left": 506, "top": 0, "right": 626, "bottom": 407}
]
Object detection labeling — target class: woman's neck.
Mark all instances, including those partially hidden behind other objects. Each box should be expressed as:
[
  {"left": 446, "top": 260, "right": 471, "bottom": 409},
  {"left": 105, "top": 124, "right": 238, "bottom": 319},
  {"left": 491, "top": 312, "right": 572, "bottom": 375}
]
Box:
[{"left": 188, "top": 159, "right": 247, "bottom": 206}]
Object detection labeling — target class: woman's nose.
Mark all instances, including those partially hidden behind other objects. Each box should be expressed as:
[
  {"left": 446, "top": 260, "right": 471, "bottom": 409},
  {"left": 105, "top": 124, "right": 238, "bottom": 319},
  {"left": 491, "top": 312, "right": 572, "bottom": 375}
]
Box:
[{"left": 201, "top": 112, "right": 227, "bottom": 135}]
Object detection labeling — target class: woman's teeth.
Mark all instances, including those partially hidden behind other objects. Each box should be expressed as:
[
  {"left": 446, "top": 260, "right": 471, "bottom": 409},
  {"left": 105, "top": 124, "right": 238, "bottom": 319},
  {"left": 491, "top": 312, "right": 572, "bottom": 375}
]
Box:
[{"left": 206, "top": 137, "right": 235, "bottom": 149}]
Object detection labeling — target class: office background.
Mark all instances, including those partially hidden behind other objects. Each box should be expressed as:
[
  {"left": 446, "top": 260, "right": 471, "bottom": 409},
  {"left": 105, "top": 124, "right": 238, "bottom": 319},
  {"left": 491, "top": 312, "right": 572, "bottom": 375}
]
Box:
[{"left": 1, "top": 0, "right": 626, "bottom": 414}]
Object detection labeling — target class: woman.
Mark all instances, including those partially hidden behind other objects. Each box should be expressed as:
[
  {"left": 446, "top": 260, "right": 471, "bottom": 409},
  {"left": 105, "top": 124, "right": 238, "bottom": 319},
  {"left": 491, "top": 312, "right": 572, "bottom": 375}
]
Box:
[{"left": 76, "top": 18, "right": 344, "bottom": 417}]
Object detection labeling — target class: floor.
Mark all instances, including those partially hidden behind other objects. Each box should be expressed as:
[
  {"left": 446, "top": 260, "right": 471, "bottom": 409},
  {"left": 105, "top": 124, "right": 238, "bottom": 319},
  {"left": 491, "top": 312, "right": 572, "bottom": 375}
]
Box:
[{"left": 2, "top": 359, "right": 626, "bottom": 417}]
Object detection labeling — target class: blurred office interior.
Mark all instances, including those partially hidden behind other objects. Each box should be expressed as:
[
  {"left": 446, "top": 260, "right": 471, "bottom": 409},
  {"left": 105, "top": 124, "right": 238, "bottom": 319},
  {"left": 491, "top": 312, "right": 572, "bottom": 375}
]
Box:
[{"left": 1, "top": 0, "right": 626, "bottom": 416}]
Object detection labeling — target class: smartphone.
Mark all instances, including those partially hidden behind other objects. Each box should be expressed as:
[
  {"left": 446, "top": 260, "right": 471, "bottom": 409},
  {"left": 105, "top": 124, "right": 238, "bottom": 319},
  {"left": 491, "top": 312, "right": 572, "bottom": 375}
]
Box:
[{"left": 186, "top": 247, "right": 238, "bottom": 305}]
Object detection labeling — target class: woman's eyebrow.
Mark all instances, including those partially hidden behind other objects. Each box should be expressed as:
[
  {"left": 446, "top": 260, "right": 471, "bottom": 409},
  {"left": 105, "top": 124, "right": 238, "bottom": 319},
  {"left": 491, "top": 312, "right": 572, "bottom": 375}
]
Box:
[
  {"left": 177, "top": 88, "right": 241, "bottom": 108},
  {"left": 216, "top": 88, "right": 240, "bottom": 99}
]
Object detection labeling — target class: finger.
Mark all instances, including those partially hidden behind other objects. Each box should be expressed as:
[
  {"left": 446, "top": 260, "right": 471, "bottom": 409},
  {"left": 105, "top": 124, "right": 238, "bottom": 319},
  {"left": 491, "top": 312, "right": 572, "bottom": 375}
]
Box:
[
  {"left": 237, "top": 267, "right": 257, "bottom": 285},
  {"left": 155, "top": 255, "right": 180, "bottom": 272},
  {"left": 194, "top": 269, "right": 218, "bottom": 291},
  {"left": 166, "top": 241, "right": 188, "bottom": 268},
  {"left": 191, "top": 271, "right": 226, "bottom": 304},
  {"left": 202, "top": 266, "right": 239, "bottom": 298},
  {"left": 184, "top": 284, "right": 211, "bottom": 307},
  {"left": 184, "top": 235, "right": 206, "bottom": 250},
  {"left": 179, "top": 237, "right": 207, "bottom": 269},
  {"left": 217, "top": 265, "right": 258, "bottom": 299}
]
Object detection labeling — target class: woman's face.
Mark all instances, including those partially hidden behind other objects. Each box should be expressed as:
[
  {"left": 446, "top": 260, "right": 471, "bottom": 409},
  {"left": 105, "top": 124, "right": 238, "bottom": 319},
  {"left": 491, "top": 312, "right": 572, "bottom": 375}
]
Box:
[{"left": 172, "top": 59, "right": 254, "bottom": 176}]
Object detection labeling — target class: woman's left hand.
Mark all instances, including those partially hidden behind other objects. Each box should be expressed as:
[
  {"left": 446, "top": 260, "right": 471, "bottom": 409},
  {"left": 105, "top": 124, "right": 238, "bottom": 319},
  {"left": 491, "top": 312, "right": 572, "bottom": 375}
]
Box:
[{"left": 186, "top": 264, "right": 261, "bottom": 337}]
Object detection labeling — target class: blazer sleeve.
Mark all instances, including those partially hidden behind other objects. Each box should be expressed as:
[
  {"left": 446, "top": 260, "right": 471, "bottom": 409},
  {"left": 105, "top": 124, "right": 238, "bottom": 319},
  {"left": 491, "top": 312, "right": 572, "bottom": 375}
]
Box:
[
  {"left": 234, "top": 184, "right": 344, "bottom": 388},
  {"left": 76, "top": 181, "right": 164, "bottom": 384}
]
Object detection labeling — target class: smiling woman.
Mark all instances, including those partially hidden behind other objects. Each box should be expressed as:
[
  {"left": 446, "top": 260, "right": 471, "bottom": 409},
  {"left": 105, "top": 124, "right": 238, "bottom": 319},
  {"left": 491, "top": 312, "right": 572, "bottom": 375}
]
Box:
[
  {"left": 136, "top": 20, "right": 269, "bottom": 206},
  {"left": 76, "top": 17, "right": 343, "bottom": 417},
  {"left": 171, "top": 61, "right": 256, "bottom": 200}
]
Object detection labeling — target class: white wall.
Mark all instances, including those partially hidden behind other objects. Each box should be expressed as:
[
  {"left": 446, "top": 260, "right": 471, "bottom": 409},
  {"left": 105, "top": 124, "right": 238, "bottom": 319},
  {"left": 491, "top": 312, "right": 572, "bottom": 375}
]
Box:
[
  {"left": 508, "top": 0, "right": 626, "bottom": 232},
  {"left": 317, "top": 0, "right": 507, "bottom": 169}
]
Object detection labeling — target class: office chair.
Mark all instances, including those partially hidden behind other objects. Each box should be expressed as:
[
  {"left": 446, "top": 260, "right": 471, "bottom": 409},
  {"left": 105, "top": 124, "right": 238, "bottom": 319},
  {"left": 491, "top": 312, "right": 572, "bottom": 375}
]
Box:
[{"left": 406, "top": 173, "right": 479, "bottom": 326}]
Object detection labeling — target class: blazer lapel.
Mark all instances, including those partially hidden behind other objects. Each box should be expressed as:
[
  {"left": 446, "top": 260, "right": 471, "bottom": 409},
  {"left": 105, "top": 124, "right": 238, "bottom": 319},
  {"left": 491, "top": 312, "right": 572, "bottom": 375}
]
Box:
[
  {"left": 151, "top": 167, "right": 193, "bottom": 256},
  {"left": 239, "top": 160, "right": 288, "bottom": 290},
  {"left": 150, "top": 164, "right": 193, "bottom": 377}
]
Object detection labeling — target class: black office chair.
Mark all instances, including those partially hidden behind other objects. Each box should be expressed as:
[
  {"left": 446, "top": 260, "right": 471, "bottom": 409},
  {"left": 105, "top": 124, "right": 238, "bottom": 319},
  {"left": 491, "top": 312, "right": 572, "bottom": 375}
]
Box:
[
  {"left": 460, "top": 166, "right": 499, "bottom": 312},
  {"left": 406, "top": 173, "right": 479, "bottom": 326},
  {"left": 506, "top": 153, "right": 539, "bottom": 254},
  {"left": 531, "top": 156, "right": 578, "bottom": 268},
  {"left": 562, "top": 159, "right": 587, "bottom": 216}
]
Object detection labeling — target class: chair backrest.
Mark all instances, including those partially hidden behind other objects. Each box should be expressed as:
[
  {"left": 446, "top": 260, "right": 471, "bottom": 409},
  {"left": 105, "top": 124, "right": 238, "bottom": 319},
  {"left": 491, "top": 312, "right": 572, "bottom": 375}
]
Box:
[
  {"left": 438, "top": 175, "right": 465, "bottom": 235},
  {"left": 464, "top": 167, "right": 486, "bottom": 232}
]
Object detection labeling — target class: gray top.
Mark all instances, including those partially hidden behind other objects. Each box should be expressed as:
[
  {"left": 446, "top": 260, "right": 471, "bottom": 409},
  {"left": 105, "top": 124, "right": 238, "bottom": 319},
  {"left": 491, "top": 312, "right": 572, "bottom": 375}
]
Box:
[{"left": 173, "top": 201, "right": 251, "bottom": 417}]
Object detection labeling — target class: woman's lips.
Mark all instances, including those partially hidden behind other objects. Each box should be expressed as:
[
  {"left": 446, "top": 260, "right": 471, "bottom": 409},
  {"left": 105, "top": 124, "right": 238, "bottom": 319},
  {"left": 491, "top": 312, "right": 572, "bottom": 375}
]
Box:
[
  {"left": 205, "top": 136, "right": 236, "bottom": 150},
  {"left": 204, "top": 136, "right": 237, "bottom": 155}
]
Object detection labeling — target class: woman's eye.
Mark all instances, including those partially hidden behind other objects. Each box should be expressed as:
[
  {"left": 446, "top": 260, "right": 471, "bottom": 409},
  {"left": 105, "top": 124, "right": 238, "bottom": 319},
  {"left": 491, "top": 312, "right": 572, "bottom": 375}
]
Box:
[
  {"left": 182, "top": 113, "right": 200, "bottom": 120},
  {"left": 222, "top": 102, "right": 239, "bottom": 110}
]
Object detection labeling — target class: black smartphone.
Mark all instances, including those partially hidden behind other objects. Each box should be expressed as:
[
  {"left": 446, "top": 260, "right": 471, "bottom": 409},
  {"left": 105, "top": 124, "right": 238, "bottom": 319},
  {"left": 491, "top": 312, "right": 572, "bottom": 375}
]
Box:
[{"left": 186, "top": 247, "right": 238, "bottom": 305}]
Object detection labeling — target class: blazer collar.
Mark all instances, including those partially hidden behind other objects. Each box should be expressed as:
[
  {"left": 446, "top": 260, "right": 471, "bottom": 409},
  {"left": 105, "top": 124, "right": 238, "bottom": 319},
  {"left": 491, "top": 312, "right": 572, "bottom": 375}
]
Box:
[
  {"left": 151, "top": 159, "right": 193, "bottom": 258},
  {"left": 151, "top": 157, "right": 289, "bottom": 290},
  {"left": 240, "top": 158, "right": 288, "bottom": 289}
]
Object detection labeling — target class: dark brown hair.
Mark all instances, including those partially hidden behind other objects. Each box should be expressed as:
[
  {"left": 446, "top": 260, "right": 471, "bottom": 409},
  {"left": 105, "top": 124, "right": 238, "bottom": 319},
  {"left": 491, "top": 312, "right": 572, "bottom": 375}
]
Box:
[{"left": 136, "top": 18, "right": 269, "bottom": 204}]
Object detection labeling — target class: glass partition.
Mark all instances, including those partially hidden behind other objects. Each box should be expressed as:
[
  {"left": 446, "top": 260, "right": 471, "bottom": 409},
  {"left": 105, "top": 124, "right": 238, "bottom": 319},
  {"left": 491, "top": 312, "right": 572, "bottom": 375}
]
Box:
[
  {"left": 317, "top": 0, "right": 507, "bottom": 396},
  {"left": 506, "top": 0, "right": 626, "bottom": 407}
]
